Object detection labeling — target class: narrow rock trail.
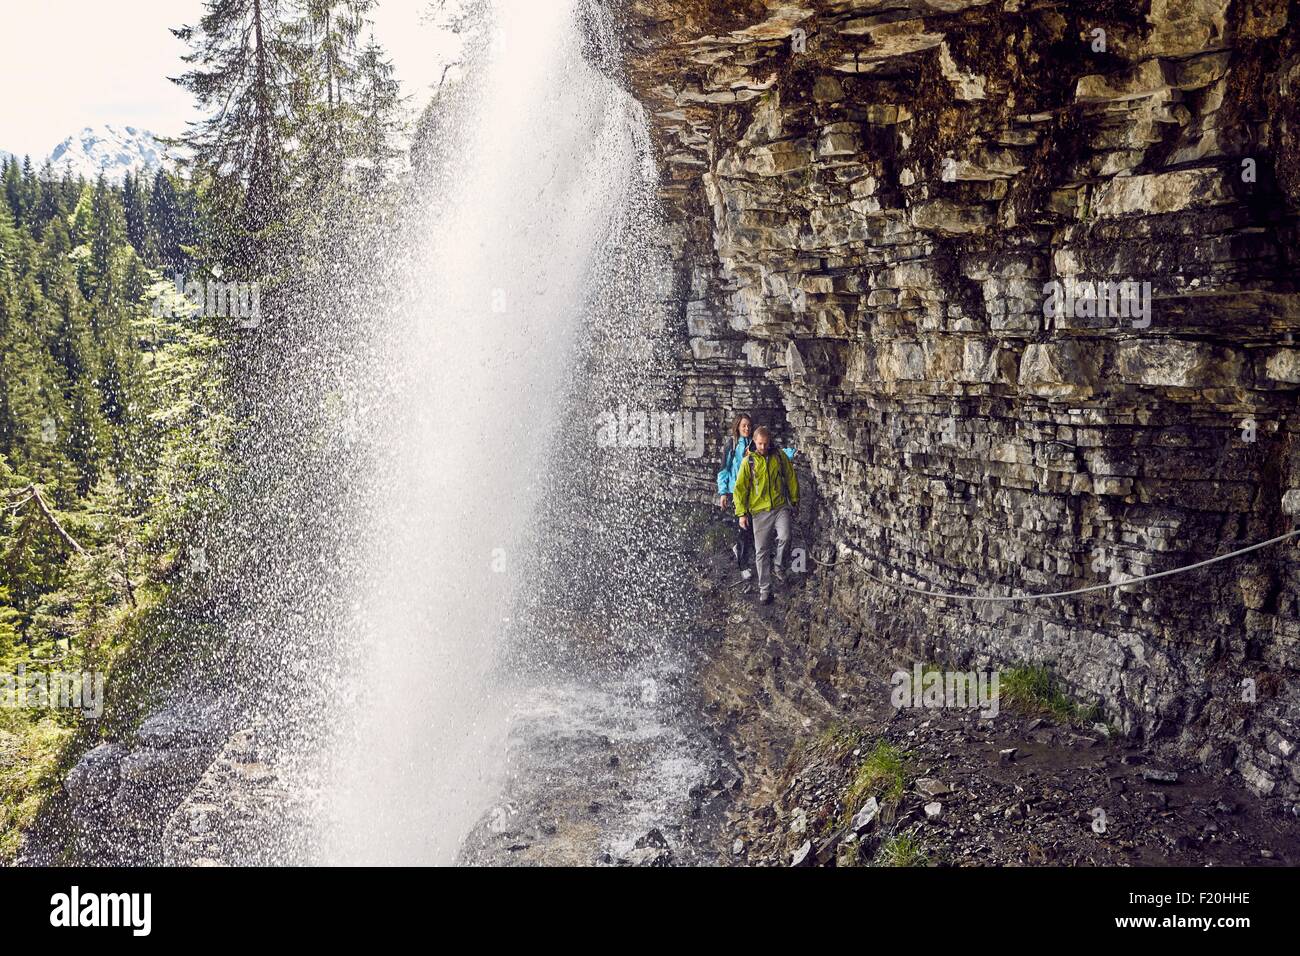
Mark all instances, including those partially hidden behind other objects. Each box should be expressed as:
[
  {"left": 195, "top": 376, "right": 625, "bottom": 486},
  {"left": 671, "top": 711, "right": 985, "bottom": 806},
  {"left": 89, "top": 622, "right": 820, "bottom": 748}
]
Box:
[{"left": 688, "top": 521, "right": 1300, "bottom": 867}]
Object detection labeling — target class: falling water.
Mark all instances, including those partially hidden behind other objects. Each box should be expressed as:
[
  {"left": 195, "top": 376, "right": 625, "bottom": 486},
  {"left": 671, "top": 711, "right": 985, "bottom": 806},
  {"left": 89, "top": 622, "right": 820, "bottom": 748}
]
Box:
[{"left": 317, "top": 0, "right": 685, "bottom": 865}]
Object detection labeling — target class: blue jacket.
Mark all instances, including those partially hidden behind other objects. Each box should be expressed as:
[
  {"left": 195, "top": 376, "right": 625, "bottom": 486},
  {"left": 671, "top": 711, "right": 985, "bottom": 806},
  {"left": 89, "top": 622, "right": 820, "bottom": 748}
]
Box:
[
  {"left": 717, "top": 437, "right": 794, "bottom": 495},
  {"left": 717, "top": 436, "right": 751, "bottom": 495}
]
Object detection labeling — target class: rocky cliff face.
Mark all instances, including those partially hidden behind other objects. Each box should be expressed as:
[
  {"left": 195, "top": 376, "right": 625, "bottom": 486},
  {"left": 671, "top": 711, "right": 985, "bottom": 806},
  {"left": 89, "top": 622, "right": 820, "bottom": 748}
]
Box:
[{"left": 621, "top": 0, "right": 1300, "bottom": 801}]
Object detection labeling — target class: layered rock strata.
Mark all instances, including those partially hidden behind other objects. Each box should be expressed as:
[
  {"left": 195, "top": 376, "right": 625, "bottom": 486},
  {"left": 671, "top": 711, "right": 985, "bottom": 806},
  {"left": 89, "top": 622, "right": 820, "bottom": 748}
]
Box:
[{"left": 622, "top": 0, "right": 1300, "bottom": 800}]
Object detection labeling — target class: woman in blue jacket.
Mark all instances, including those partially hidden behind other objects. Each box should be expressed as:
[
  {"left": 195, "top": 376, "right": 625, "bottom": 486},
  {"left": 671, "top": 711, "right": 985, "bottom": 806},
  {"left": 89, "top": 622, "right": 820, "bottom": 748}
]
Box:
[{"left": 718, "top": 414, "right": 755, "bottom": 568}]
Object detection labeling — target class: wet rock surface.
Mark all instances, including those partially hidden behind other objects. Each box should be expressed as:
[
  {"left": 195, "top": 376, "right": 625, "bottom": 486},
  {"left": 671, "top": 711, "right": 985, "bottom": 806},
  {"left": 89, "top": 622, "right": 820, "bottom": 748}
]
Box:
[
  {"left": 623, "top": 0, "right": 1300, "bottom": 801},
  {"left": 19, "top": 696, "right": 238, "bottom": 865},
  {"left": 19, "top": 696, "right": 312, "bottom": 867},
  {"left": 458, "top": 671, "right": 731, "bottom": 866},
  {"left": 162, "top": 728, "right": 315, "bottom": 867}
]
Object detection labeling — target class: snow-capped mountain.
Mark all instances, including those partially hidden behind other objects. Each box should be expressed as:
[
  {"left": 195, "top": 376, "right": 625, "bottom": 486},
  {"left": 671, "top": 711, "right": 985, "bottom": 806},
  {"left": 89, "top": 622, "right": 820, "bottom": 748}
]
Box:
[{"left": 45, "top": 125, "right": 165, "bottom": 182}]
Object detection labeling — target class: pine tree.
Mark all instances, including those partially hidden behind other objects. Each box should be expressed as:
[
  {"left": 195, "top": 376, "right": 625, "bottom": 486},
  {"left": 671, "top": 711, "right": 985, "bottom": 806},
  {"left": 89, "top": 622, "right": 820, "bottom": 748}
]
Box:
[
  {"left": 3, "top": 158, "right": 25, "bottom": 224},
  {"left": 122, "top": 171, "right": 152, "bottom": 259},
  {"left": 35, "top": 161, "right": 65, "bottom": 228},
  {"left": 287, "top": 2, "right": 372, "bottom": 165},
  {"left": 352, "top": 35, "right": 406, "bottom": 187},
  {"left": 0, "top": 262, "right": 70, "bottom": 486},
  {"left": 16, "top": 157, "right": 39, "bottom": 225},
  {"left": 88, "top": 175, "right": 127, "bottom": 303},
  {"left": 171, "top": 0, "right": 298, "bottom": 264},
  {"left": 148, "top": 170, "right": 184, "bottom": 273}
]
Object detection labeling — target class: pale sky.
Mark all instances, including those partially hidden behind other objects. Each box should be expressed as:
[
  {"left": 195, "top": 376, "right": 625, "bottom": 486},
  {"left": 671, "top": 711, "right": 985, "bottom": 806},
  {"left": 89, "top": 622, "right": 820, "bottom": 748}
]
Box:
[{"left": 0, "top": 0, "right": 460, "bottom": 160}]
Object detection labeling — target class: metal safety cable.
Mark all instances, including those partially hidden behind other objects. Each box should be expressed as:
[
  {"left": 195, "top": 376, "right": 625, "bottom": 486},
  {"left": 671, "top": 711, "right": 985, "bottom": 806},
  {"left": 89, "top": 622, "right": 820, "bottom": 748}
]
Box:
[{"left": 805, "top": 529, "right": 1300, "bottom": 604}]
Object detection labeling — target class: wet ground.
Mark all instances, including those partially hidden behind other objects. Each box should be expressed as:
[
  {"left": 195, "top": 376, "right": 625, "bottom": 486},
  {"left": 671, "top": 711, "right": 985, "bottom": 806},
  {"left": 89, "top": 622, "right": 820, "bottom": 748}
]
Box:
[
  {"left": 693, "top": 536, "right": 1300, "bottom": 867},
  {"left": 728, "top": 704, "right": 1300, "bottom": 867},
  {"left": 457, "top": 663, "right": 732, "bottom": 866},
  {"left": 458, "top": 518, "right": 1300, "bottom": 867}
]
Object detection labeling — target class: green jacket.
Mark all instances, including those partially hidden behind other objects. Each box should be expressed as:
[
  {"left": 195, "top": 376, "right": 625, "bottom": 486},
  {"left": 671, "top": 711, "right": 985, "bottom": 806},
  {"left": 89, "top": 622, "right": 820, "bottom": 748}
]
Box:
[{"left": 734, "top": 448, "right": 798, "bottom": 517}]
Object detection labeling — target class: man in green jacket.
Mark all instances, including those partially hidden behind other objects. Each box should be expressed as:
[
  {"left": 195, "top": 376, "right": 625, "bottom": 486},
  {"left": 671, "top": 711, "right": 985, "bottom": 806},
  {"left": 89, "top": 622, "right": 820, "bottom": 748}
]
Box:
[{"left": 734, "top": 425, "right": 798, "bottom": 604}]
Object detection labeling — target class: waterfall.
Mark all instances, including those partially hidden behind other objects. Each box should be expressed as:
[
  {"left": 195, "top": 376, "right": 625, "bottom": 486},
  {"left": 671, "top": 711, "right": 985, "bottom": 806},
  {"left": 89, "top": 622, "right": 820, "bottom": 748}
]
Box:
[{"left": 319, "top": 0, "right": 667, "bottom": 865}]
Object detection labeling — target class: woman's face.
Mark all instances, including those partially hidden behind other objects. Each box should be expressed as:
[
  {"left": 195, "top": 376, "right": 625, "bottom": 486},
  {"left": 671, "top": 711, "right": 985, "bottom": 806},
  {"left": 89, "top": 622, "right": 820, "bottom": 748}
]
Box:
[{"left": 739, "top": 418, "right": 752, "bottom": 438}]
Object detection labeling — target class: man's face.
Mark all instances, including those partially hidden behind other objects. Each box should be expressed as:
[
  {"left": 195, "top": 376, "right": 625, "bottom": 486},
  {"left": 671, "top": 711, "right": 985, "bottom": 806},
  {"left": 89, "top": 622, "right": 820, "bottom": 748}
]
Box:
[{"left": 754, "top": 432, "right": 770, "bottom": 455}]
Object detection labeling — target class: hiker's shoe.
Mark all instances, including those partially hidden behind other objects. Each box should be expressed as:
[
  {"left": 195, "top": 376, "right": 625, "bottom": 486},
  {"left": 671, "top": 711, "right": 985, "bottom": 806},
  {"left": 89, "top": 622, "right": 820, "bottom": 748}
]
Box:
[
  {"left": 740, "top": 568, "right": 753, "bottom": 581},
  {"left": 759, "top": 590, "right": 773, "bottom": 605},
  {"left": 773, "top": 567, "right": 787, "bottom": 583}
]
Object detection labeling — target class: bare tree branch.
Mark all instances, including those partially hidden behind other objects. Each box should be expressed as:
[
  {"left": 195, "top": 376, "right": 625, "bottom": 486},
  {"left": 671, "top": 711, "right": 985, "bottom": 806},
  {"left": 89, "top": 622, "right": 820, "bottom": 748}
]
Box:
[{"left": 12, "top": 484, "right": 87, "bottom": 556}]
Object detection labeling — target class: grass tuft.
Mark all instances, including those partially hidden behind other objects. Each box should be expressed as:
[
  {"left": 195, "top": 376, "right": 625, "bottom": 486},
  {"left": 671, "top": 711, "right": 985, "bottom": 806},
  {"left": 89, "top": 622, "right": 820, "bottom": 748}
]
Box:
[
  {"left": 1000, "top": 665, "right": 1100, "bottom": 726},
  {"left": 878, "top": 832, "right": 928, "bottom": 867},
  {"left": 841, "top": 739, "right": 908, "bottom": 823}
]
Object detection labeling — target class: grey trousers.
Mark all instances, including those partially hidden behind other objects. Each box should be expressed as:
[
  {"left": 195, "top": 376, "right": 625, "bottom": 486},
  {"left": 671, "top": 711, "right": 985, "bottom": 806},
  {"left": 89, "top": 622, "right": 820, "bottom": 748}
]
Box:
[{"left": 751, "top": 506, "right": 792, "bottom": 596}]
